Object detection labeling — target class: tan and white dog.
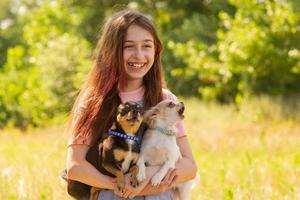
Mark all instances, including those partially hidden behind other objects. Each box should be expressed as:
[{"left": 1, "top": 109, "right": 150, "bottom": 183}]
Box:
[{"left": 136, "top": 99, "right": 196, "bottom": 200}]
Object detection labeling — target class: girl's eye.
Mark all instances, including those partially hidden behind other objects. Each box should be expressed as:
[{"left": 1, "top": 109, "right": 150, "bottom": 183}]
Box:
[
  {"left": 144, "top": 45, "right": 152, "bottom": 48},
  {"left": 124, "top": 45, "right": 133, "bottom": 49}
]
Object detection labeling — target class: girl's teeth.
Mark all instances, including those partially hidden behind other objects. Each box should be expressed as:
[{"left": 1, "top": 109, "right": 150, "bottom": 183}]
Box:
[{"left": 129, "top": 63, "right": 144, "bottom": 68}]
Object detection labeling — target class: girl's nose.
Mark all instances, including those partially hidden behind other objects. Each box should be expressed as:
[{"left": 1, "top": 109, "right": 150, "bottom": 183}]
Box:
[{"left": 133, "top": 47, "right": 144, "bottom": 58}]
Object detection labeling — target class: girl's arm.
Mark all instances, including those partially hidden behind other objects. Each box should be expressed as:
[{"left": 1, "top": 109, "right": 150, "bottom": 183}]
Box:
[
  {"left": 173, "top": 135, "right": 198, "bottom": 183},
  {"left": 139, "top": 136, "right": 198, "bottom": 195},
  {"left": 66, "top": 144, "right": 115, "bottom": 189}
]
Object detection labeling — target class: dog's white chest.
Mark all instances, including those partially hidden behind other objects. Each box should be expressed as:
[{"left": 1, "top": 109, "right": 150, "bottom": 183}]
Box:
[
  {"left": 141, "top": 133, "right": 181, "bottom": 165},
  {"left": 121, "top": 141, "right": 133, "bottom": 172}
]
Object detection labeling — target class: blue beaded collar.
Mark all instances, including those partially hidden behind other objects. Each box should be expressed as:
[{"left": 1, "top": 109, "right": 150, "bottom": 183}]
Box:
[{"left": 107, "top": 129, "right": 140, "bottom": 143}]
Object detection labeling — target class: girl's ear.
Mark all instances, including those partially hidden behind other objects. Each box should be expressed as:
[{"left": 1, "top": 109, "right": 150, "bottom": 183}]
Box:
[{"left": 144, "top": 108, "right": 159, "bottom": 128}]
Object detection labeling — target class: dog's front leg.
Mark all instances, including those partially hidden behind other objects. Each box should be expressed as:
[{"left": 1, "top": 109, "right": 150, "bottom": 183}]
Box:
[
  {"left": 102, "top": 163, "right": 125, "bottom": 192},
  {"left": 129, "top": 165, "right": 139, "bottom": 187},
  {"left": 136, "top": 156, "right": 146, "bottom": 182},
  {"left": 151, "top": 160, "right": 175, "bottom": 186}
]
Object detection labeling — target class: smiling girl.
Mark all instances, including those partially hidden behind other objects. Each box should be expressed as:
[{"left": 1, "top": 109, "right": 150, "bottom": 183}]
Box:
[{"left": 66, "top": 9, "right": 197, "bottom": 200}]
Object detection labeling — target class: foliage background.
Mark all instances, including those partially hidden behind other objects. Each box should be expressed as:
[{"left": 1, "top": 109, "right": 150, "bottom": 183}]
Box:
[{"left": 0, "top": 0, "right": 299, "bottom": 129}]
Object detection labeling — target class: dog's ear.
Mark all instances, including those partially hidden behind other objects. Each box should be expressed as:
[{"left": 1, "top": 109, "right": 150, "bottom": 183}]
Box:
[
  {"left": 118, "top": 103, "right": 125, "bottom": 114},
  {"left": 144, "top": 108, "right": 159, "bottom": 128}
]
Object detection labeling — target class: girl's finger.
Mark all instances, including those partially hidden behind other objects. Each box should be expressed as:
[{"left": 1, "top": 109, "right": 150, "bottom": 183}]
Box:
[
  {"left": 169, "top": 174, "right": 178, "bottom": 187},
  {"left": 115, "top": 191, "right": 122, "bottom": 198},
  {"left": 123, "top": 190, "right": 131, "bottom": 198},
  {"left": 165, "top": 168, "right": 177, "bottom": 185},
  {"left": 113, "top": 185, "right": 125, "bottom": 197},
  {"left": 129, "top": 193, "right": 137, "bottom": 199},
  {"left": 168, "top": 168, "right": 178, "bottom": 183},
  {"left": 161, "top": 168, "right": 174, "bottom": 184}
]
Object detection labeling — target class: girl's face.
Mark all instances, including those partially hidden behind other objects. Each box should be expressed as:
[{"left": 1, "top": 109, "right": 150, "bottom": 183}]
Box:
[{"left": 123, "top": 24, "right": 155, "bottom": 83}]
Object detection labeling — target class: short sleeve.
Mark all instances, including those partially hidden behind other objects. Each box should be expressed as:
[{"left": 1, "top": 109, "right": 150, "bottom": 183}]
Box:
[
  {"left": 67, "top": 92, "right": 93, "bottom": 147},
  {"left": 162, "top": 89, "right": 187, "bottom": 138},
  {"left": 68, "top": 132, "right": 93, "bottom": 147}
]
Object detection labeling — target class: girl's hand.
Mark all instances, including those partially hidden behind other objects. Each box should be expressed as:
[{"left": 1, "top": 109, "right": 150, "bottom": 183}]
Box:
[
  {"left": 153, "top": 168, "right": 178, "bottom": 193},
  {"left": 138, "top": 168, "right": 178, "bottom": 196},
  {"left": 160, "top": 168, "right": 178, "bottom": 188},
  {"left": 113, "top": 173, "right": 148, "bottom": 199}
]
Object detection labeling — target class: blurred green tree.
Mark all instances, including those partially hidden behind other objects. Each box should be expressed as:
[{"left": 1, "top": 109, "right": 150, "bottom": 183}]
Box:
[
  {"left": 0, "top": 0, "right": 299, "bottom": 128},
  {"left": 169, "top": 0, "right": 300, "bottom": 103},
  {"left": 0, "top": 1, "right": 91, "bottom": 128}
]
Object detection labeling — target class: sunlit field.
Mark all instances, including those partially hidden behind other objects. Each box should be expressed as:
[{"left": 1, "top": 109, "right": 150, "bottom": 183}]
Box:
[{"left": 1, "top": 97, "right": 300, "bottom": 200}]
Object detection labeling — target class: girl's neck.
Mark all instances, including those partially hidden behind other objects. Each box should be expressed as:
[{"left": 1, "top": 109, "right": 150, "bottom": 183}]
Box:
[{"left": 123, "top": 79, "right": 143, "bottom": 92}]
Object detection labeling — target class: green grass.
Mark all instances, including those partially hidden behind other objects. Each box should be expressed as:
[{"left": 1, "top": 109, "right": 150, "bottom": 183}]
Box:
[
  {"left": 0, "top": 126, "right": 69, "bottom": 200},
  {"left": 1, "top": 97, "right": 300, "bottom": 199}
]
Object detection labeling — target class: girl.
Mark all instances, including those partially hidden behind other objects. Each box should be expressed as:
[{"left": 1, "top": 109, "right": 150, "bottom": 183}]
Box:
[{"left": 66, "top": 9, "right": 197, "bottom": 200}]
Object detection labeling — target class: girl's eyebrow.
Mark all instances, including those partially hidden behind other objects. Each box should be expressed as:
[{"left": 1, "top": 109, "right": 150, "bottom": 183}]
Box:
[{"left": 124, "top": 39, "right": 154, "bottom": 43}]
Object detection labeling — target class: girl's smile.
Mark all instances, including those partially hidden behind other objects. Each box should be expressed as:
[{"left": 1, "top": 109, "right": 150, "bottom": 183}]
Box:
[{"left": 127, "top": 62, "right": 146, "bottom": 72}]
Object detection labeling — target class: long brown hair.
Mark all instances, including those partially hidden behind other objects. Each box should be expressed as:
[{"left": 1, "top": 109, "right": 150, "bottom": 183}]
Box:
[{"left": 69, "top": 9, "right": 165, "bottom": 145}]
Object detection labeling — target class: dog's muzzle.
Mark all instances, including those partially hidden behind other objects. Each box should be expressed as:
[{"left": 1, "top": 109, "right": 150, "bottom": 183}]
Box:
[
  {"left": 127, "top": 110, "right": 141, "bottom": 123},
  {"left": 178, "top": 102, "right": 185, "bottom": 116}
]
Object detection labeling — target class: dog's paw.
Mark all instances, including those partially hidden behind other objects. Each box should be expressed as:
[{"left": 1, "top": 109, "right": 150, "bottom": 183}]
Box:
[
  {"left": 136, "top": 169, "right": 146, "bottom": 182},
  {"left": 130, "top": 174, "right": 139, "bottom": 188},
  {"left": 117, "top": 175, "right": 125, "bottom": 192},
  {"left": 151, "top": 174, "right": 163, "bottom": 186}
]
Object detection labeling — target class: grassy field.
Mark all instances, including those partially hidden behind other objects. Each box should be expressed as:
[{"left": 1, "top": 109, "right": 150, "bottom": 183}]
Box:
[{"left": 0, "top": 97, "right": 300, "bottom": 200}]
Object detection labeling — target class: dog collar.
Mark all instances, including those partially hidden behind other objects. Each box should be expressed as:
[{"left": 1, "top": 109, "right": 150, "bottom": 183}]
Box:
[
  {"left": 154, "top": 127, "right": 176, "bottom": 136},
  {"left": 107, "top": 129, "right": 140, "bottom": 142}
]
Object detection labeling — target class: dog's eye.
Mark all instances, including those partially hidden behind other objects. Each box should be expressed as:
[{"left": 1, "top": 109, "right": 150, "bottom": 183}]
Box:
[{"left": 168, "top": 102, "right": 175, "bottom": 108}]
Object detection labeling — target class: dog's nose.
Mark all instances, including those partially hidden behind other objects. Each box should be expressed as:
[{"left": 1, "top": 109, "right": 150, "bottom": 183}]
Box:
[
  {"left": 132, "top": 110, "right": 139, "bottom": 119},
  {"left": 180, "top": 102, "right": 185, "bottom": 111},
  {"left": 132, "top": 110, "right": 138, "bottom": 115},
  {"left": 178, "top": 102, "right": 185, "bottom": 115}
]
